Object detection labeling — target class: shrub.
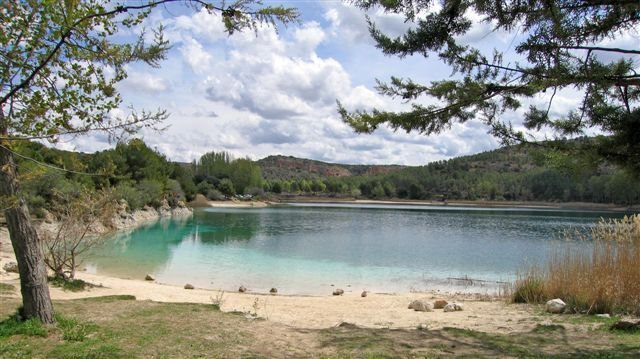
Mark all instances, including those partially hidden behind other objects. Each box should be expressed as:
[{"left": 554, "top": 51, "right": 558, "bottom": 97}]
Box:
[
  {"left": 511, "top": 266, "right": 546, "bottom": 304},
  {"left": 113, "top": 182, "right": 144, "bottom": 210},
  {"left": 206, "top": 189, "right": 225, "bottom": 201},
  {"left": 136, "top": 179, "right": 164, "bottom": 208}
]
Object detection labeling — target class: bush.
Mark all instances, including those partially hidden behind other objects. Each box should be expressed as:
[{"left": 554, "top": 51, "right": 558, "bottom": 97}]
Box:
[
  {"left": 113, "top": 183, "right": 144, "bottom": 210},
  {"left": 511, "top": 267, "right": 546, "bottom": 304},
  {"left": 206, "top": 189, "right": 225, "bottom": 201},
  {"left": 136, "top": 179, "right": 163, "bottom": 208}
]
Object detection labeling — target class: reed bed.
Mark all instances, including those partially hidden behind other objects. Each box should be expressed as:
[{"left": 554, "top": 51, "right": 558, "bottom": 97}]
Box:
[{"left": 512, "top": 214, "right": 640, "bottom": 315}]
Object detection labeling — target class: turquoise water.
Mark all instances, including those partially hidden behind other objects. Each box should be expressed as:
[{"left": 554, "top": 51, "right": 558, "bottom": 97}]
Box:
[{"left": 85, "top": 203, "right": 625, "bottom": 295}]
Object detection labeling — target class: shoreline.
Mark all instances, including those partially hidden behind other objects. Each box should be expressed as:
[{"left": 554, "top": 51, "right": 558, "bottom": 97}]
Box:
[
  {"left": 278, "top": 197, "right": 637, "bottom": 212},
  {"left": 200, "top": 196, "right": 637, "bottom": 212},
  {"left": 1, "top": 224, "right": 546, "bottom": 333}
]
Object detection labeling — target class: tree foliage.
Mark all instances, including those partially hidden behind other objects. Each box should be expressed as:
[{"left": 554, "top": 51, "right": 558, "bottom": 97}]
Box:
[
  {"left": 0, "top": 0, "right": 297, "bottom": 323},
  {"left": 340, "top": 0, "right": 640, "bottom": 172}
]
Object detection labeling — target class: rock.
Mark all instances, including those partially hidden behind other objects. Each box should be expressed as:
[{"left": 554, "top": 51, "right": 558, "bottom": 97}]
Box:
[
  {"left": 184, "top": 283, "right": 194, "bottom": 290},
  {"left": 270, "top": 287, "right": 278, "bottom": 295},
  {"left": 144, "top": 274, "right": 155, "bottom": 281},
  {"left": 177, "top": 200, "right": 186, "bottom": 208},
  {"left": 417, "top": 323, "right": 428, "bottom": 330},
  {"left": 545, "top": 298, "right": 566, "bottom": 314},
  {"left": 361, "top": 291, "right": 368, "bottom": 298},
  {"left": 2, "top": 262, "right": 18, "bottom": 273},
  {"left": 596, "top": 313, "right": 610, "bottom": 318},
  {"left": 443, "top": 303, "right": 464, "bottom": 312},
  {"left": 333, "top": 288, "right": 344, "bottom": 296},
  {"left": 408, "top": 300, "right": 434, "bottom": 312},
  {"left": 433, "top": 300, "right": 448, "bottom": 309},
  {"left": 238, "top": 285, "right": 247, "bottom": 293}
]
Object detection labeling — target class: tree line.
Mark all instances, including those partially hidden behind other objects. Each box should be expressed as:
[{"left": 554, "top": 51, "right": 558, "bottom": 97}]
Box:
[{"left": 16, "top": 138, "right": 639, "bottom": 214}]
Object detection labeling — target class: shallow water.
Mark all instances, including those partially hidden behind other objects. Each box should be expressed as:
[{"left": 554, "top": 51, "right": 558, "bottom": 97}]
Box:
[{"left": 84, "top": 203, "right": 625, "bottom": 295}]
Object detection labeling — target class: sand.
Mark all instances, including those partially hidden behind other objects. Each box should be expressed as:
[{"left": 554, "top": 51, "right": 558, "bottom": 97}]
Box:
[{"left": 1, "top": 222, "right": 542, "bottom": 334}]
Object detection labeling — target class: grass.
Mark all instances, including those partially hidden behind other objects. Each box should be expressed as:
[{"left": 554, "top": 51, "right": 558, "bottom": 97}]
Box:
[
  {"left": 1, "top": 296, "right": 638, "bottom": 358},
  {"left": 512, "top": 214, "right": 640, "bottom": 315}
]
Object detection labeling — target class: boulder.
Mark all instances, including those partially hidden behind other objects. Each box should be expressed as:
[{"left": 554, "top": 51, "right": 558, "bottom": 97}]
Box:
[
  {"left": 333, "top": 288, "right": 344, "bottom": 296},
  {"left": 361, "top": 291, "right": 368, "bottom": 298},
  {"left": 2, "top": 262, "right": 18, "bottom": 273},
  {"left": 545, "top": 299, "right": 566, "bottom": 314},
  {"left": 144, "top": 274, "right": 155, "bottom": 281},
  {"left": 184, "top": 283, "right": 194, "bottom": 290},
  {"left": 270, "top": 287, "right": 278, "bottom": 295},
  {"left": 238, "top": 285, "right": 247, "bottom": 293},
  {"left": 433, "top": 299, "right": 448, "bottom": 309},
  {"left": 443, "top": 303, "right": 464, "bottom": 312},
  {"left": 408, "top": 300, "right": 434, "bottom": 312}
]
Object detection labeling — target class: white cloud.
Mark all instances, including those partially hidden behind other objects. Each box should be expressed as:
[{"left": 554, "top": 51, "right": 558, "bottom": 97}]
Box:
[
  {"left": 123, "top": 70, "right": 168, "bottom": 92},
  {"left": 180, "top": 38, "right": 213, "bottom": 74},
  {"left": 58, "top": 4, "right": 511, "bottom": 166}
]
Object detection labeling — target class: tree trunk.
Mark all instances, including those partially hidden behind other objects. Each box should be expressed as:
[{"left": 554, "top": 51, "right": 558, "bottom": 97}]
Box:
[{"left": 0, "top": 118, "right": 55, "bottom": 323}]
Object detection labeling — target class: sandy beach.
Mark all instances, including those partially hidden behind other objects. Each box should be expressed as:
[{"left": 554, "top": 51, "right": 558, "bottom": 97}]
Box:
[{"left": 1, "top": 225, "right": 551, "bottom": 334}]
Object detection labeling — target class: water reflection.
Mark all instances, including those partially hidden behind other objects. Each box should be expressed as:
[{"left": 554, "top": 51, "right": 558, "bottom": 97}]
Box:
[{"left": 192, "top": 209, "right": 261, "bottom": 243}]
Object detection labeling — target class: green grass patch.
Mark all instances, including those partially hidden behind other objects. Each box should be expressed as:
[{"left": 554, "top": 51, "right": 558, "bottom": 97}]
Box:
[
  {"left": 0, "top": 315, "right": 48, "bottom": 338},
  {"left": 55, "top": 314, "right": 97, "bottom": 342}
]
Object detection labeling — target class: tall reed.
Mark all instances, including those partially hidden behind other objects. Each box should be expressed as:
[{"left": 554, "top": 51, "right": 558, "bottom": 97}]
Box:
[{"left": 512, "top": 214, "right": 640, "bottom": 315}]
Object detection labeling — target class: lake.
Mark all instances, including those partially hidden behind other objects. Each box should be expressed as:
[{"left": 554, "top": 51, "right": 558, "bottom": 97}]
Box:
[{"left": 84, "top": 203, "right": 625, "bottom": 295}]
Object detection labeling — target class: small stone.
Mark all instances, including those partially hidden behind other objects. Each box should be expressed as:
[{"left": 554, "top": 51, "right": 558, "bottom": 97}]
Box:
[
  {"left": 433, "top": 299, "right": 448, "bottom": 309},
  {"left": 2, "top": 262, "right": 18, "bottom": 273},
  {"left": 596, "top": 313, "right": 610, "bottom": 318},
  {"left": 408, "top": 300, "right": 434, "bottom": 312},
  {"left": 238, "top": 285, "right": 247, "bottom": 293},
  {"left": 144, "top": 274, "right": 155, "bottom": 281},
  {"left": 443, "top": 303, "right": 464, "bottom": 312},
  {"left": 417, "top": 323, "right": 428, "bottom": 330},
  {"left": 545, "top": 298, "right": 566, "bottom": 314},
  {"left": 270, "top": 287, "right": 278, "bottom": 295},
  {"left": 184, "top": 283, "right": 194, "bottom": 290},
  {"left": 333, "top": 288, "right": 344, "bottom": 296},
  {"left": 361, "top": 291, "right": 368, "bottom": 298}
]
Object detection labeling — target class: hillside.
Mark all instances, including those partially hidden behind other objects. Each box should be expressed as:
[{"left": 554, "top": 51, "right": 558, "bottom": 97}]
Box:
[{"left": 257, "top": 155, "right": 406, "bottom": 180}]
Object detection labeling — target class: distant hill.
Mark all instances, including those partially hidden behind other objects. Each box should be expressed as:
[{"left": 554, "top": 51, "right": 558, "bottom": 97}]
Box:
[{"left": 257, "top": 155, "right": 406, "bottom": 180}]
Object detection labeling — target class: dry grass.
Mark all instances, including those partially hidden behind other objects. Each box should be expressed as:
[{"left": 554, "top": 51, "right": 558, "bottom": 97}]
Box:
[{"left": 513, "top": 214, "right": 640, "bottom": 315}]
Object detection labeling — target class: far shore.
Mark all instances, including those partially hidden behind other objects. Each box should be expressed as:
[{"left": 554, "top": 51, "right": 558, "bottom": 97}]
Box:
[{"left": 202, "top": 196, "right": 638, "bottom": 212}]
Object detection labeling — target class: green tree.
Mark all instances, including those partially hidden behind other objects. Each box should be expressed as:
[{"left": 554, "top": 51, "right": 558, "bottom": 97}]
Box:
[
  {"left": 340, "top": 1, "right": 640, "bottom": 172},
  {"left": 229, "top": 158, "right": 262, "bottom": 194},
  {"left": 218, "top": 178, "right": 235, "bottom": 197},
  {"left": 0, "top": 0, "right": 297, "bottom": 323}
]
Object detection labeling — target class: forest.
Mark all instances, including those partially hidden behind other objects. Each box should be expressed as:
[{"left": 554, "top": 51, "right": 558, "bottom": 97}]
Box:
[{"left": 13, "top": 137, "right": 640, "bottom": 215}]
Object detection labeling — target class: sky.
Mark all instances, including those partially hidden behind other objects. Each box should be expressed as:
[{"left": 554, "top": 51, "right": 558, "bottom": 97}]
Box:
[{"left": 51, "top": 1, "right": 636, "bottom": 166}]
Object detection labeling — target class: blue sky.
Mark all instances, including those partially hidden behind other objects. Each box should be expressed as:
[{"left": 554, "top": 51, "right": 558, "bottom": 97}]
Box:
[{"left": 55, "top": 1, "right": 625, "bottom": 165}]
